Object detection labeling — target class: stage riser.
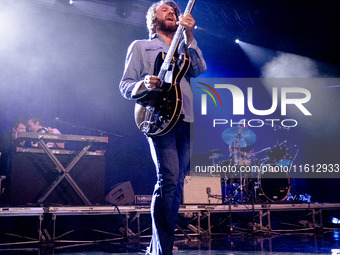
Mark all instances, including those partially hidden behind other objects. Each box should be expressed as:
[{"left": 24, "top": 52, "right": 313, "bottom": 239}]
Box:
[{"left": 1, "top": 203, "right": 339, "bottom": 246}]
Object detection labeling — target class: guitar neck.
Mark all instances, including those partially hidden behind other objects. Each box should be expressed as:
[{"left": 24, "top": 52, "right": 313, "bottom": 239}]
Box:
[{"left": 158, "top": 0, "right": 196, "bottom": 81}]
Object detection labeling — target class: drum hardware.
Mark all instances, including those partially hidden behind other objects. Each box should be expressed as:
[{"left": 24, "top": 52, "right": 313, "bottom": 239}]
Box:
[
  {"left": 254, "top": 147, "right": 271, "bottom": 155},
  {"left": 222, "top": 126, "right": 256, "bottom": 148},
  {"left": 221, "top": 126, "right": 258, "bottom": 203},
  {"left": 208, "top": 149, "right": 225, "bottom": 166},
  {"left": 216, "top": 125, "right": 297, "bottom": 204},
  {"left": 266, "top": 144, "right": 290, "bottom": 163},
  {"left": 221, "top": 127, "right": 257, "bottom": 166},
  {"left": 221, "top": 158, "right": 294, "bottom": 204},
  {"left": 256, "top": 168, "right": 291, "bottom": 202},
  {"left": 221, "top": 177, "right": 243, "bottom": 204}
]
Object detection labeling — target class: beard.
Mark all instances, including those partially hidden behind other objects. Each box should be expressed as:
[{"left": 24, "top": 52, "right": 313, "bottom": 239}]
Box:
[{"left": 154, "top": 17, "right": 178, "bottom": 33}]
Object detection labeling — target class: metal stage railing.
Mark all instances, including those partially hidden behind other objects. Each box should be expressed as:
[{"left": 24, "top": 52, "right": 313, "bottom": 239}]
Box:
[{"left": 0, "top": 203, "right": 340, "bottom": 247}]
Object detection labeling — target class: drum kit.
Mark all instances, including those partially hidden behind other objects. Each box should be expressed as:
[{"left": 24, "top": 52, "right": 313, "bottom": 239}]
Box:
[{"left": 210, "top": 125, "right": 294, "bottom": 204}]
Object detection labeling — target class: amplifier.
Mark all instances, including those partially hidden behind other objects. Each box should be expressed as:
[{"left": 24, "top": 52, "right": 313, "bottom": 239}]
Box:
[
  {"left": 105, "top": 181, "right": 135, "bottom": 206},
  {"left": 182, "top": 176, "right": 222, "bottom": 205}
]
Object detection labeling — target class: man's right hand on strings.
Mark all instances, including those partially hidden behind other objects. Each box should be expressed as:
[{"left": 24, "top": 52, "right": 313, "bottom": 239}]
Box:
[{"left": 143, "top": 75, "right": 162, "bottom": 91}]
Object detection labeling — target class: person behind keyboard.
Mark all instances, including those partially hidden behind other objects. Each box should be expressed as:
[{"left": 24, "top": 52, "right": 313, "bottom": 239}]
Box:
[{"left": 27, "top": 116, "right": 65, "bottom": 149}]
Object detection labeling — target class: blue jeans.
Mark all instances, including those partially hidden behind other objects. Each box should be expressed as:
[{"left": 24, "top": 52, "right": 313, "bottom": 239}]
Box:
[{"left": 146, "top": 119, "right": 191, "bottom": 255}]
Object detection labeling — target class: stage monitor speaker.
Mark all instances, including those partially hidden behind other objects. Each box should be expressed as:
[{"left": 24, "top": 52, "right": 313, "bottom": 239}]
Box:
[
  {"left": 105, "top": 181, "right": 135, "bottom": 206},
  {"left": 7, "top": 152, "right": 105, "bottom": 206},
  {"left": 183, "top": 176, "right": 222, "bottom": 204}
]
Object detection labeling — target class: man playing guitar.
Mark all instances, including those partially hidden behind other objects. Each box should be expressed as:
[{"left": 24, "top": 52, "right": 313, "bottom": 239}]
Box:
[{"left": 119, "top": 1, "right": 206, "bottom": 254}]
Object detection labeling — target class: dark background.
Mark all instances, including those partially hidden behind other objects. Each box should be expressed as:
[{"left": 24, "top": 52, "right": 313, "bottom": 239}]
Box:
[{"left": 1, "top": 0, "right": 339, "bottom": 203}]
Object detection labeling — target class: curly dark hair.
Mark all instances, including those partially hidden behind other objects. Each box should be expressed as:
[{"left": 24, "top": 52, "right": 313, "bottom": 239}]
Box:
[{"left": 146, "top": 0, "right": 181, "bottom": 38}]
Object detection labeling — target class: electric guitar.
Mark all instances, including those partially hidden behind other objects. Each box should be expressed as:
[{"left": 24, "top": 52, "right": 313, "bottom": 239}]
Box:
[{"left": 134, "top": 0, "right": 196, "bottom": 136}]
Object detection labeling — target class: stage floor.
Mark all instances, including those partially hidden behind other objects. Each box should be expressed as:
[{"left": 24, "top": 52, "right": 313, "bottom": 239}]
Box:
[
  {"left": 0, "top": 203, "right": 340, "bottom": 254},
  {"left": 0, "top": 232, "right": 339, "bottom": 254}
]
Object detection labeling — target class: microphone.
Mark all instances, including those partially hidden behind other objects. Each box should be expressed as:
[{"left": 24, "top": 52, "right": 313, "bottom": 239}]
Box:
[
  {"left": 55, "top": 117, "right": 68, "bottom": 124},
  {"left": 206, "top": 187, "right": 211, "bottom": 204},
  {"left": 55, "top": 117, "right": 75, "bottom": 128},
  {"left": 55, "top": 117, "right": 67, "bottom": 125}
]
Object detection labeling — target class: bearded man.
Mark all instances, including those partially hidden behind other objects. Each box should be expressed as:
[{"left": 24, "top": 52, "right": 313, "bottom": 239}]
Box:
[{"left": 119, "top": 1, "right": 206, "bottom": 254}]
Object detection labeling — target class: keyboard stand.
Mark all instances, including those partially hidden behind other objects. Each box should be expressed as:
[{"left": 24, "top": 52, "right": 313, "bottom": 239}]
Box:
[{"left": 36, "top": 139, "right": 93, "bottom": 205}]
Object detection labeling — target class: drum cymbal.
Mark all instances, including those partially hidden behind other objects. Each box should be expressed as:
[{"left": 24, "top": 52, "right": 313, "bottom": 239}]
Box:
[
  {"left": 222, "top": 127, "right": 256, "bottom": 148},
  {"left": 208, "top": 149, "right": 225, "bottom": 159}
]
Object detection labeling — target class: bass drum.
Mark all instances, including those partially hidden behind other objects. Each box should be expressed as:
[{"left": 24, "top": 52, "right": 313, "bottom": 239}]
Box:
[{"left": 258, "top": 170, "right": 290, "bottom": 202}]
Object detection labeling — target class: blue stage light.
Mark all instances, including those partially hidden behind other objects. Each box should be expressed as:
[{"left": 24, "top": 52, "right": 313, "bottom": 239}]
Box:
[{"left": 331, "top": 217, "right": 340, "bottom": 224}]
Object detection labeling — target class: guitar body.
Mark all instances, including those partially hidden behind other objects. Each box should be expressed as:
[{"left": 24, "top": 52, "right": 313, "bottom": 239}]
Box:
[{"left": 134, "top": 52, "right": 190, "bottom": 136}]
